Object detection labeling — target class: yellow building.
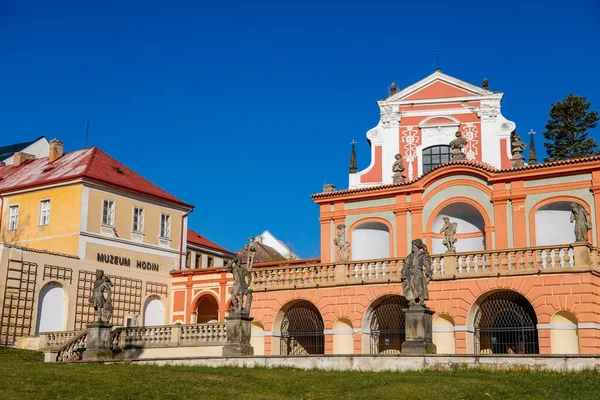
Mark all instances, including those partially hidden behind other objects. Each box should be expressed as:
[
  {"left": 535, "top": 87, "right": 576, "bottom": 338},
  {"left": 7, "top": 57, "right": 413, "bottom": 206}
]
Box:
[{"left": 0, "top": 140, "right": 193, "bottom": 345}]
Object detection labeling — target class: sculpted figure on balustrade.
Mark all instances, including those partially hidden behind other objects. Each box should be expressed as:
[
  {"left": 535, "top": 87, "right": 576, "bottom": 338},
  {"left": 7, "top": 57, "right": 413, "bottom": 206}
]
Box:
[
  {"left": 401, "top": 239, "right": 433, "bottom": 307},
  {"left": 571, "top": 203, "right": 592, "bottom": 243},
  {"left": 226, "top": 256, "right": 253, "bottom": 316}
]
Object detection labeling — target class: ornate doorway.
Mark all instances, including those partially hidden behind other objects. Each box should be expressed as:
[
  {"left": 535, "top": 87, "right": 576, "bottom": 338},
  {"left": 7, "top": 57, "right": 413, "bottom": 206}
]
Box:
[{"left": 280, "top": 301, "right": 324, "bottom": 355}]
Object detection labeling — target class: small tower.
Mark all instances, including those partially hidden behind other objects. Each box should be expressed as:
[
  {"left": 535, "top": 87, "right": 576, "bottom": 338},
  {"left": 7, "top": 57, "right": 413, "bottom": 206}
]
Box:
[
  {"left": 528, "top": 129, "right": 538, "bottom": 165},
  {"left": 349, "top": 140, "right": 357, "bottom": 173}
]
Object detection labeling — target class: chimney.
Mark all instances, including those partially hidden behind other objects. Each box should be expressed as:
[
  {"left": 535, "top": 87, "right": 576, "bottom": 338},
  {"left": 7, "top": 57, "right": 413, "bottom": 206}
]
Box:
[
  {"left": 49, "top": 139, "right": 64, "bottom": 162},
  {"left": 13, "top": 152, "right": 36, "bottom": 167},
  {"left": 0, "top": 161, "right": 5, "bottom": 167},
  {"left": 323, "top": 183, "right": 336, "bottom": 193}
]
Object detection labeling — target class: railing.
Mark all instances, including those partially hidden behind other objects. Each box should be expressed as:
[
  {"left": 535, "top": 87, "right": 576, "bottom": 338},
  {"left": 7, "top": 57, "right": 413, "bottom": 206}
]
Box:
[
  {"left": 251, "top": 243, "right": 593, "bottom": 291},
  {"left": 40, "top": 330, "right": 82, "bottom": 350},
  {"left": 111, "top": 323, "right": 227, "bottom": 349},
  {"left": 179, "top": 323, "right": 227, "bottom": 345},
  {"left": 54, "top": 330, "right": 87, "bottom": 362}
]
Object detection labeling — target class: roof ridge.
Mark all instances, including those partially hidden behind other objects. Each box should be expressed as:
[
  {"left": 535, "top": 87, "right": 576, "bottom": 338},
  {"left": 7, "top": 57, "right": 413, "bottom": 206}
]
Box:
[{"left": 82, "top": 147, "right": 98, "bottom": 175}]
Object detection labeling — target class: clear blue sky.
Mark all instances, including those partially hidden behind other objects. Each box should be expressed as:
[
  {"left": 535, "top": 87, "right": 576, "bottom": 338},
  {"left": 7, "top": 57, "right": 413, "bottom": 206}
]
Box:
[{"left": 1, "top": 1, "right": 599, "bottom": 258}]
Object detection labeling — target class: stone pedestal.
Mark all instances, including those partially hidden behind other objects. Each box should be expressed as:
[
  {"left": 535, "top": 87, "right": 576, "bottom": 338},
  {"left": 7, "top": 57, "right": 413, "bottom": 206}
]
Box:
[
  {"left": 222, "top": 314, "right": 254, "bottom": 356},
  {"left": 401, "top": 306, "right": 437, "bottom": 355},
  {"left": 82, "top": 322, "right": 113, "bottom": 361}
]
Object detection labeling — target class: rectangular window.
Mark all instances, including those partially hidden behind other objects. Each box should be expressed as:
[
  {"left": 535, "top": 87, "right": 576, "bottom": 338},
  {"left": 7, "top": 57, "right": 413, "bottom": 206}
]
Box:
[
  {"left": 8, "top": 205, "right": 19, "bottom": 231},
  {"left": 160, "top": 213, "right": 171, "bottom": 238},
  {"left": 132, "top": 206, "right": 144, "bottom": 232},
  {"left": 102, "top": 199, "right": 115, "bottom": 226},
  {"left": 195, "top": 253, "right": 201, "bottom": 269},
  {"left": 207, "top": 256, "right": 214, "bottom": 269},
  {"left": 39, "top": 199, "right": 51, "bottom": 226}
]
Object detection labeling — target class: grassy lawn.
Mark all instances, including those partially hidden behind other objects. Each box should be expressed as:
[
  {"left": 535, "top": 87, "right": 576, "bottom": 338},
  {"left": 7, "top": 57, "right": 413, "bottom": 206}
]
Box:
[{"left": 1, "top": 348, "right": 599, "bottom": 400}]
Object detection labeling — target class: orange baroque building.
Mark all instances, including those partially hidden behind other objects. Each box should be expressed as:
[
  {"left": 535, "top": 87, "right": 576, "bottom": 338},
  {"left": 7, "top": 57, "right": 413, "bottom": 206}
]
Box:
[{"left": 172, "top": 71, "right": 600, "bottom": 357}]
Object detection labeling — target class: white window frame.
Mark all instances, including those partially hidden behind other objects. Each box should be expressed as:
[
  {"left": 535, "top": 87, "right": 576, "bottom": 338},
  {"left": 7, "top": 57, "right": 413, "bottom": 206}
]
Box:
[
  {"left": 102, "top": 199, "right": 115, "bottom": 227},
  {"left": 39, "top": 199, "right": 51, "bottom": 226},
  {"left": 160, "top": 213, "right": 171, "bottom": 239},
  {"left": 132, "top": 206, "right": 145, "bottom": 233},
  {"left": 8, "top": 205, "right": 19, "bottom": 231}
]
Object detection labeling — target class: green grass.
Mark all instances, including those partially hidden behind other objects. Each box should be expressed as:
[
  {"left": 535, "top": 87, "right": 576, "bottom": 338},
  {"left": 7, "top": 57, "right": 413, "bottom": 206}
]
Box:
[{"left": 1, "top": 348, "right": 599, "bottom": 400}]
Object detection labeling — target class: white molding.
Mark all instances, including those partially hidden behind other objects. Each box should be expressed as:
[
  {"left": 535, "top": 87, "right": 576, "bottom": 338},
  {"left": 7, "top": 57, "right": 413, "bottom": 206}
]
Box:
[
  {"left": 80, "top": 231, "right": 180, "bottom": 257},
  {"left": 578, "top": 323, "right": 600, "bottom": 330},
  {"left": 324, "top": 329, "right": 354, "bottom": 335},
  {"left": 432, "top": 326, "right": 455, "bottom": 333},
  {"left": 537, "top": 324, "right": 577, "bottom": 330},
  {"left": 386, "top": 71, "right": 493, "bottom": 102},
  {"left": 454, "top": 325, "right": 475, "bottom": 333}
]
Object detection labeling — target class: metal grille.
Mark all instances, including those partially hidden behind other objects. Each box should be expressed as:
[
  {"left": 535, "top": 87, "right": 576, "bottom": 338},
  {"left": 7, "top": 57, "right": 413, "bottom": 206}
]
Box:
[
  {"left": 145, "top": 281, "right": 168, "bottom": 296},
  {"left": 1, "top": 260, "right": 38, "bottom": 346},
  {"left": 75, "top": 270, "right": 142, "bottom": 330},
  {"left": 475, "top": 291, "right": 539, "bottom": 354},
  {"left": 43, "top": 264, "right": 73, "bottom": 284},
  {"left": 280, "top": 300, "right": 324, "bottom": 355},
  {"left": 369, "top": 296, "right": 409, "bottom": 354}
]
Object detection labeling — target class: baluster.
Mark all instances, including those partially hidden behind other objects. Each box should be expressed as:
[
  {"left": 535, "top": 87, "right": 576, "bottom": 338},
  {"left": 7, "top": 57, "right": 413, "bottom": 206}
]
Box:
[{"left": 561, "top": 248, "right": 571, "bottom": 268}]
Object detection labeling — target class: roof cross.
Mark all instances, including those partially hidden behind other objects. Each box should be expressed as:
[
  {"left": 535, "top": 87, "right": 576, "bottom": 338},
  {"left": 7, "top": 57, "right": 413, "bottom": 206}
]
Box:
[
  {"left": 528, "top": 129, "right": 536, "bottom": 136},
  {"left": 350, "top": 139, "right": 357, "bottom": 146},
  {"left": 433, "top": 50, "right": 443, "bottom": 71}
]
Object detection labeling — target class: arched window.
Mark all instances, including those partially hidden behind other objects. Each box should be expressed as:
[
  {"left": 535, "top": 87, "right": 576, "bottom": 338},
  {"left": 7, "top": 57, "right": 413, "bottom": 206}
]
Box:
[
  {"left": 422, "top": 145, "right": 452, "bottom": 173},
  {"left": 368, "top": 296, "right": 409, "bottom": 354},
  {"left": 280, "top": 300, "right": 324, "bottom": 355},
  {"left": 535, "top": 201, "right": 585, "bottom": 245},
  {"left": 474, "top": 291, "right": 538, "bottom": 354}
]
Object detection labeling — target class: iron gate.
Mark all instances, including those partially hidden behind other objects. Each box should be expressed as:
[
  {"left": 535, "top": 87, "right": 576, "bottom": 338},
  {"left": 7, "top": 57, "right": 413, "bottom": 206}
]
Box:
[
  {"left": 369, "top": 296, "right": 409, "bottom": 354},
  {"left": 474, "top": 291, "right": 539, "bottom": 354},
  {"left": 280, "top": 300, "right": 324, "bottom": 355}
]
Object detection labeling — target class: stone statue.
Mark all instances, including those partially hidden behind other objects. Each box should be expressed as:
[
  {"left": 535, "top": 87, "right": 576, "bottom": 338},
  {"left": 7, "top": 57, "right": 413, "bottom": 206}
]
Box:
[
  {"left": 389, "top": 82, "right": 398, "bottom": 96},
  {"left": 392, "top": 153, "right": 406, "bottom": 184},
  {"left": 511, "top": 131, "right": 527, "bottom": 168},
  {"left": 449, "top": 131, "right": 468, "bottom": 161},
  {"left": 401, "top": 239, "right": 433, "bottom": 307},
  {"left": 440, "top": 217, "right": 457, "bottom": 252},
  {"left": 226, "top": 256, "right": 253, "bottom": 316},
  {"left": 89, "top": 269, "right": 113, "bottom": 324},
  {"left": 482, "top": 78, "right": 489, "bottom": 90},
  {"left": 333, "top": 224, "right": 351, "bottom": 262},
  {"left": 571, "top": 203, "right": 592, "bottom": 242},
  {"left": 244, "top": 237, "right": 257, "bottom": 269}
]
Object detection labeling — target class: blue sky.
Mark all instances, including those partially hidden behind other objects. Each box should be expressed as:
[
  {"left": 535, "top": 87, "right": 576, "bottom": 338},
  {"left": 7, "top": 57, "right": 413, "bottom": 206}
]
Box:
[{"left": 1, "top": 1, "right": 599, "bottom": 258}]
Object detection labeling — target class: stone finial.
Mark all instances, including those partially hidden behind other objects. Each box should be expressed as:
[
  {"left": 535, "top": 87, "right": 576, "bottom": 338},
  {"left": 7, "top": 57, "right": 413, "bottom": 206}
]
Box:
[
  {"left": 528, "top": 129, "right": 537, "bottom": 165},
  {"left": 449, "top": 131, "right": 467, "bottom": 161},
  {"left": 349, "top": 140, "right": 357, "bottom": 174},
  {"left": 392, "top": 153, "right": 406, "bottom": 184},
  {"left": 323, "top": 183, "right": 336, "bottom": 193},
  {"left": 510, "top": 131, "right": 527, "bottom": 168},
  {"left": 49, "top": 139, "right": 64, "bottom": 162}
]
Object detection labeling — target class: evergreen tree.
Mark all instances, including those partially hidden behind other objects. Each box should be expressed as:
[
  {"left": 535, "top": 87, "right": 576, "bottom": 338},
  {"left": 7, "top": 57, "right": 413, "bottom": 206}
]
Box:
[{"left": 543, "top": 94, "right": 599, "bottom": 161}]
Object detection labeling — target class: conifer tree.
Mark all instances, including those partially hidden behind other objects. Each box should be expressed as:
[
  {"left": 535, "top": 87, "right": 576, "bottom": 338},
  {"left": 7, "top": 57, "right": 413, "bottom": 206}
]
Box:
[{"left": 543, "top": 94, "right": 599, "bottom": 161}]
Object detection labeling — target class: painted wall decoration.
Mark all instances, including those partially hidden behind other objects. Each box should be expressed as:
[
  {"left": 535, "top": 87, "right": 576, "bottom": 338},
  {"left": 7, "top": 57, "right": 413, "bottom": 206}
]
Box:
[{"left": 401, "top": 126, "right": 420, "bottom": 181}]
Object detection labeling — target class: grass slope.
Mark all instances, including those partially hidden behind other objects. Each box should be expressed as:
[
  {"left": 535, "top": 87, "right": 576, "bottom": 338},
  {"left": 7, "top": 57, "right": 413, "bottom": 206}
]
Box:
[{"left": 0, "top": 348, "right": 599, "bottom": 399}]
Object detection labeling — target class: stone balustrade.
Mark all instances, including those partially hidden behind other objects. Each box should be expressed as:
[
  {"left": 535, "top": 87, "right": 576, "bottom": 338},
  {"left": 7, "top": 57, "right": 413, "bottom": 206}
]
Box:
[
  {"left": 39, "top": 330, "right": 82, "bottom": 350},
  {"left": 52, "top": 330, "right": 87, "bottom": 362},
  {"left": 112, "top": 323, "right": 228, "bottom": 350},
  {"left": 251, "top": 243, "right": 594, "bottom": 291}
]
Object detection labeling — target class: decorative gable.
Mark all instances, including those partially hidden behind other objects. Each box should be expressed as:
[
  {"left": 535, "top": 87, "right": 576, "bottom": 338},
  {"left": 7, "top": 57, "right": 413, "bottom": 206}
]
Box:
[{"left": 404, "top": 80, "right": 478, "bottom": 100}]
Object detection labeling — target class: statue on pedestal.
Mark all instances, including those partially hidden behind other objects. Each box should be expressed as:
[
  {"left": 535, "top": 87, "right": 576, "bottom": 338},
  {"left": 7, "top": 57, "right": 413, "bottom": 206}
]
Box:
[
  {"left": 440, "top": 217, "right": 457, "bottom": 252},
  {"left": 392, "top": 153, "right": 406, "bottom": 184},
  {"left": 571, "top": 203, "right": 592, "bottom": 243},
  {"left": 89, "top": 269, "right": 113, "bottom": 324},
  {"left": 449, "top": 131, "right": 468, "bottom": 161},
  {"left": 244, "top": 237, "right": 257, "bottom": 269},
  {"left": 333, "top": 224, "right": 351, "bottom": 262},
  {"left": 401, "top": 239, "right": 433, "bottom": 307},
  {"left": 226, "top": 256, "right": 253, "bottom": 316},
  {"left": 511, "top": 131, "right": 527, "bottom": 168}
]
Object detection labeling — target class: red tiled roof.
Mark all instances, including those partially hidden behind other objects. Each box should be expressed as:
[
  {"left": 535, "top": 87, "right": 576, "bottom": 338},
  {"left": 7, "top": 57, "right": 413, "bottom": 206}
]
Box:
[
  {"left": 312, "top": 156, "right": 600, "bottom": 199},
  {"left": 187, "top": 229, "right": 235, "bottom": 256},
  {"left": 0, "top": 147, "right": 192, "bottom": 207}
]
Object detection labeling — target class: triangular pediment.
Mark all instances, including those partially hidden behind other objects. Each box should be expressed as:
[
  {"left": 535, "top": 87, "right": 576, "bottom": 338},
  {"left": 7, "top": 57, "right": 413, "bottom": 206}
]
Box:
[{"left": 387, "top": 70, "right": 492, "bottom": 102}]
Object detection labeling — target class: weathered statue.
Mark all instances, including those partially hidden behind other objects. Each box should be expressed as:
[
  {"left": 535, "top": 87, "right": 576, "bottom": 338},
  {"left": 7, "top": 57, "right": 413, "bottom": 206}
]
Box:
[
  {"left": 333, "top": 224, "right": 351, "bottom": 262},
  {"left": 226, "top": 256, "right": 253, "bottom": 316},
  {"left": 449, "top": 131, "right": 468, "bottom": 161},
  {"left": 392, "top": 153, "right": 406, "bottom": 184},
  {"left": 89, "top": 269, "right": 113, "bottom": 324},
  {"left": 401, "top": 239, "right": 433, "bottom": 307},
  {"left": 440, "top": 217, "right": 457, "bottom": 252},
  {"left": 511, "top": 131, "right": 527, "bottom": 168},
  {"left": 244, "top": 237, "right": 257, "bottom": 269},
  {"left": 571, "top": 203, "right": 592, "bottom": 242}
]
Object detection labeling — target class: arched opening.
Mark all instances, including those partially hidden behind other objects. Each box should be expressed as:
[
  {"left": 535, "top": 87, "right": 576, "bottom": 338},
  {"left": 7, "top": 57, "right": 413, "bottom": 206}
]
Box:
[
  {"left": 35, "top": 282, "right": 66, "bottom": 334},
  {"left": 195, "top": 294, "right": 219, "bottom": 323},
  {"left": 250, "top": 322, "right": 265, "bottom": 356},
  {"left": 474, "top": 291, "right": 539, "bottom": 354},
  {"left": 333, "top": 318, "right": 354, "bottom": 354},
  {"left": 431, "top": 202, "right": 486, "bottom": 253},
  {"left": 550, "top": 311, "right": 579, "bottom": 354},
  {"left": 351, "top": 221, "right": 391, "bottom": 260},
  {"left": 368, "top": 295, "right": 409, "bottom": 354},
  {"left": 280, "top": 300, "right": 324, "bottom": 355},
  {"left": 143, "top": 296, "right": 164, "bottom": 326},
  {"left": 535, "top": 201, "right": 584, "bottom": 245},
  {"left": 432, "top": 314, "right": 456, "bottom": 354},
  {"left": 422, "top": 145, "right": 452, "bottom": 173}
]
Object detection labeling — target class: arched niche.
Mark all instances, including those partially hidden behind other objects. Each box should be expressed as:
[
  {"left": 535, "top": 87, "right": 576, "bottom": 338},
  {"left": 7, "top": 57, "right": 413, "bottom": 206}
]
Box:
[
  {"left": 534, "top": 201, "right": 584, "bottom": 246},
  {"left": 195, "top": 294, "right": 219, "bottom": 323},
  {"left": 36, "top": 282, "right": 66, "bottom": 334},
  {"left": 250, "top": 322, "right": 265, "bottom": 356},
  {"left": 550, "top": 311, "right": 579, "bottom": 354},
  {"left": 143, "top": 296, "right": 164, "bottom": 326},
  {"left": 333, "top": 318, "right": 354, "bottom": 354},
  {"left": 432, "top": 314, "right": 456, "bottom": 354},
  {"left": 431, "top": 202, "right": 486, "bottom": 253},
  {"left": 351, "top": 221, "right": 391, "bottom": 260}
]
